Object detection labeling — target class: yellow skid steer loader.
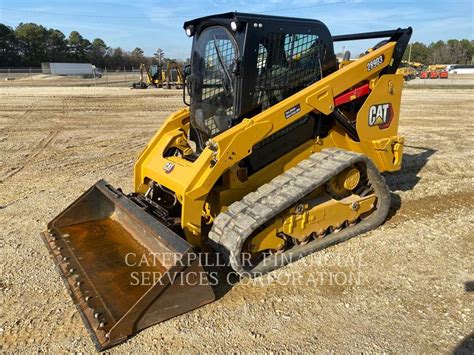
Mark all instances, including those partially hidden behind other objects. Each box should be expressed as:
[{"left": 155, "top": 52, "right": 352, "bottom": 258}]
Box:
[{"left": 42, "top": 12, "right": 411, "bottom": 350}]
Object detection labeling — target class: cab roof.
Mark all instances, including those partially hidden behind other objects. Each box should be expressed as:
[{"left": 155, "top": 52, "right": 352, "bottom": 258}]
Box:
[{"left": 183, "top": 11, "right": 327, "bottom": 29}]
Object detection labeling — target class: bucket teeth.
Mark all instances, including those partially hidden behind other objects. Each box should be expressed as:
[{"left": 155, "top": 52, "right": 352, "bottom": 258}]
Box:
[
  {"left": 40, "top": 180, "right": 216, "bottom": 350},
  {"left": 48, "top": 229, "right": 55, "bottom": 237}
]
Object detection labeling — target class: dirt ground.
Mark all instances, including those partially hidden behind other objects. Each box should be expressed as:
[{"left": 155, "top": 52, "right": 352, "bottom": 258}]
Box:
[{"left": 1, "top": 87, "right": 473, "bottom": 353}]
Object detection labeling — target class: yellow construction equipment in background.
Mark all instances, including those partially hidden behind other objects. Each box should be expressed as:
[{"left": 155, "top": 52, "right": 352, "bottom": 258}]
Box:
[
  {"left": 164, "top": 61, "right": 184, "bottom": 89},
  {"left": 132, "top": 62, "right": 184, "bottom": 89},
  {"left": 42, "top": 12, "right": 412, "bottom": 350},
  {"left": 396, "top": 66, "right": 417, "bottom": 80},
  {"left": 132, "top": 63, "right": 163, "bottom": 88},
  {"left": 396, "top": 61, "right": 422, "bottom": 80}
]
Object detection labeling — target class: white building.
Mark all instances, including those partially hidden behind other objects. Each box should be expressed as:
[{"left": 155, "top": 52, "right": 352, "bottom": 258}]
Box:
[{"left": 41, "top": 62, "right": 98, "bottom": 76}]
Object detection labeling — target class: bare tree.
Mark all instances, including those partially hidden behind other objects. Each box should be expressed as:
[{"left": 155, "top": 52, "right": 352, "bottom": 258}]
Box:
[{"left": 154, "top": 48, "right": 164, "bottom": 65}]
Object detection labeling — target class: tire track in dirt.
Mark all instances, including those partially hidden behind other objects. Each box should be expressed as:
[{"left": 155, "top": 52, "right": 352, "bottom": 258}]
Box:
[
  {"left": 20, "top": 99, "right": 39, "bottom": 118},
  {"left": 1, "top": 130, "right": 59, "bottom": 182},
  {"left": 386, "top": 190, "right": 474, "bottom": 226}
]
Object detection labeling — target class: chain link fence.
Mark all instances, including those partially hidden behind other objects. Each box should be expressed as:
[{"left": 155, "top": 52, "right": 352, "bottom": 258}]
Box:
[
  {"left": 0, "top": 67, "right": 143, "bottom": 87},
  {"left": 2, "top": 67, "right": 473, "bottom": 89}
]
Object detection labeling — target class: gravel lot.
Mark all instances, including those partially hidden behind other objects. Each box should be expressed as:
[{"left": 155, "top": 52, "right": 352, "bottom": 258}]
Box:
[{"left": 1, "top": 87, "right": 473, "bottom": 353}]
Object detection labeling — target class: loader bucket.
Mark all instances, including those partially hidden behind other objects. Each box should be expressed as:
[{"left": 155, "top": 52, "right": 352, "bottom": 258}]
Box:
[{"left": 40, "top": 180, "right": 215, "bottom": 350}]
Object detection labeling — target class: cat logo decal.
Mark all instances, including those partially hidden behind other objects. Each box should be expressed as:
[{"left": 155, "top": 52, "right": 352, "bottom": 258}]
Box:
[
  {"left": 368, "top": 103, "right": 393, "bottom": 129},
  {"left": 163, "top": 162, "right": 175, "bottom": 174}
]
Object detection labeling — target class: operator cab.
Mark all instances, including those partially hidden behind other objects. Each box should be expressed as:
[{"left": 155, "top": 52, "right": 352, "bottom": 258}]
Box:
[{"left": 183, "top": 12, "right": 337, "bottom": 151}]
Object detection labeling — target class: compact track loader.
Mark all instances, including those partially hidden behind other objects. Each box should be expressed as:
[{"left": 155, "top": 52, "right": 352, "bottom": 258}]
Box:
[{"left": 42, "top": 12, "right": 411, "bottom": 350}]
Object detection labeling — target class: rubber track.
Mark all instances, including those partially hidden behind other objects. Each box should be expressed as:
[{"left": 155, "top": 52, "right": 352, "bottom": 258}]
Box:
[{"left": 208, "top": 148, "right": 391, "bottom": 277}]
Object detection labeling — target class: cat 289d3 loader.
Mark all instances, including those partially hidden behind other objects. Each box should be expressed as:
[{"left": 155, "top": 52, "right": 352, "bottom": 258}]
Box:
[{"left": 41, "top": 12, "right": 411, "bottom": 350}]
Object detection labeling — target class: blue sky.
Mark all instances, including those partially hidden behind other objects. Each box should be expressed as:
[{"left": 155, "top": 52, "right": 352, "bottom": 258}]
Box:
[{"left": 1, "top": 0, "right": 473, "bottom": 59}]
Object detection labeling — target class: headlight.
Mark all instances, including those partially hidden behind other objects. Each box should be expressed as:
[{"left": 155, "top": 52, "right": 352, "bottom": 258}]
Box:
[
  {"left": 230, "top": 21, "right": 239, "bottom": 32},
  {"left": 185, "top": 26, "right": 194, "bottom": 37}
]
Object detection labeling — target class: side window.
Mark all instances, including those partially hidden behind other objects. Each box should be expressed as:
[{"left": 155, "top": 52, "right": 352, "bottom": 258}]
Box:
[
  {"left": 284, "top": 34, "right": 318, "bottom": 61},
  {"left": 256, "top": 44, "right": 268, "bottom": 74},
  {"left": 255, "top": 32, "right": 323, "bottom": 110}
]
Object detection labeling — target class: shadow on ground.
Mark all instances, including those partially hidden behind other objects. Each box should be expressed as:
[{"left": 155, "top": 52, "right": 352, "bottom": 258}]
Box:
[
  {"left": 383, "top": 145, "right": 437, "bottom": 222},
  {"left": 384, "top": 145, "right": 437, "bottom": 192},
  {"left": 451, "top": 280, "right": 472, "bottom": 353},
  {"left": 453, "top": 332, "right": 474, "bottom": 354}
]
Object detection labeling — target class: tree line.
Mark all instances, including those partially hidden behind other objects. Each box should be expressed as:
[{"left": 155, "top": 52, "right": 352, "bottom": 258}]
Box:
[
  {"left": 1, "top": 22, "right": 473, "bottom": 68},
  {"left": 0, "top": 23, "right": 183, "bottom": 69},
  {"left": 402, "top": 40, "right": 474, "bottom": 65}
]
